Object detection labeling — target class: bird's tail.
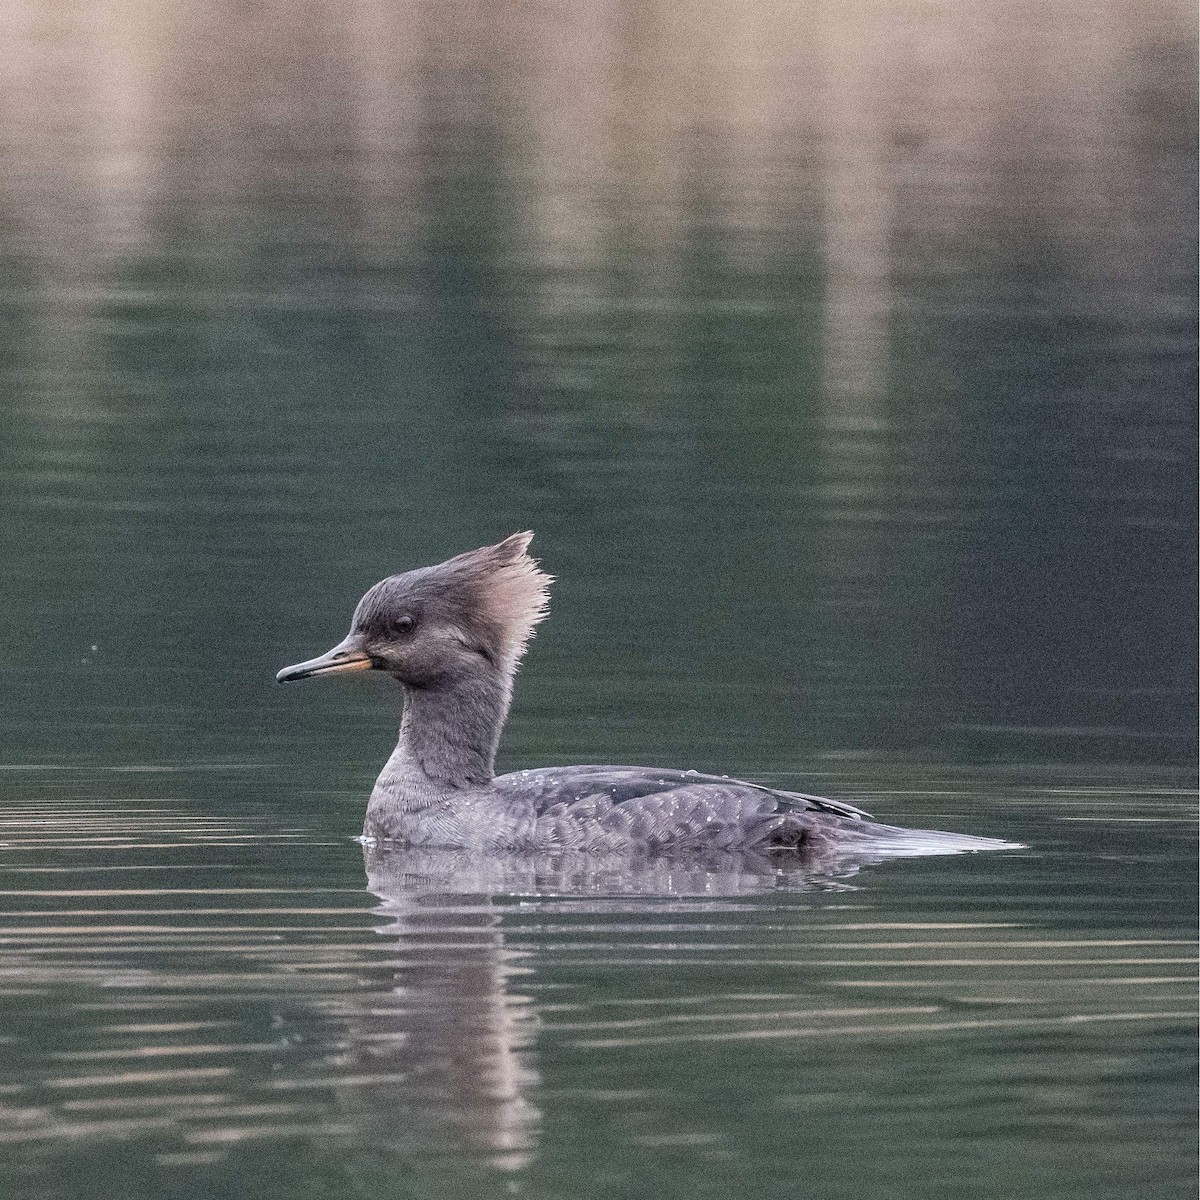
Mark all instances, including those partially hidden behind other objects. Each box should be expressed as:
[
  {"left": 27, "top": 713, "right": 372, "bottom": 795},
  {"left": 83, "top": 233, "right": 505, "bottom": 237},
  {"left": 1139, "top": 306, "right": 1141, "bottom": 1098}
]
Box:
[{"left": 790, "top": 815, "right": 1023, "bottom": 868}]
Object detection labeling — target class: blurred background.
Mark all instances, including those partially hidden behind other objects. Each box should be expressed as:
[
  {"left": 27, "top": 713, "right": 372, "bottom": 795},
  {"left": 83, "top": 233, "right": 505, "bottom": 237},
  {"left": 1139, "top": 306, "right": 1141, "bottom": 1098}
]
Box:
[
  {"left": 0, "top": 0, "right": 1195, "bottom": 777},
  {"left": 1, "top": 0, "right": 1196, "bottom": 781}
]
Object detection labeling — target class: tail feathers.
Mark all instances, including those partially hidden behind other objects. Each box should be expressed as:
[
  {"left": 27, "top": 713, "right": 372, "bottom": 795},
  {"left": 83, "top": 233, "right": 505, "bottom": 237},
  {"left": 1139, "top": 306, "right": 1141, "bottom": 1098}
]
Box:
[
  {"left": 836, "top": 821, "right": 1023, "bottom": 858},
  {"left": 767, "top": 815, "right": 1022, "bottom": 865}
]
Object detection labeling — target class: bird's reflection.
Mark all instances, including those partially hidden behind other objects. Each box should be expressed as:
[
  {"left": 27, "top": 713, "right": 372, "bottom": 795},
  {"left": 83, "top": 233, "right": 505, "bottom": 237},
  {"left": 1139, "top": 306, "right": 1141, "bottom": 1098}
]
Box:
[
  {"left": 338, "top": 835, "right": 933, "bottom": 1172},
  {"left": 338, "top": 849, "right": 543, "bottom": 1171},
  {"left": 335, "top": 814, "right": 1022, "bottom": 1184}
]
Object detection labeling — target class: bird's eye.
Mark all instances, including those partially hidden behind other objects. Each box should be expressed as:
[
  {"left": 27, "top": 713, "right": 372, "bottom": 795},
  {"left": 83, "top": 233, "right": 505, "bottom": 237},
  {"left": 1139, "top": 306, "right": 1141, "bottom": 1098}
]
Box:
[{"left": 391, "top": 614, "right": 416, "bottom": 636}]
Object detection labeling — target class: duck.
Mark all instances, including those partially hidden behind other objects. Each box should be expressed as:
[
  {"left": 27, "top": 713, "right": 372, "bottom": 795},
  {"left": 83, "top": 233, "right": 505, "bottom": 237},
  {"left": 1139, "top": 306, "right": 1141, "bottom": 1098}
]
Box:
[{"left": 276, "top": 533, "right": 1011, "bottom": 856}]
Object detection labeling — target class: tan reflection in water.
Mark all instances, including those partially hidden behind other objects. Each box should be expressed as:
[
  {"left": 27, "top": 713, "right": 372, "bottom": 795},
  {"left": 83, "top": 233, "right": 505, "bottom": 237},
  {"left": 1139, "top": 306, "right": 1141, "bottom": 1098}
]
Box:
[{"left": 1, "top": 0, "right": 1187, "bottom": 306}]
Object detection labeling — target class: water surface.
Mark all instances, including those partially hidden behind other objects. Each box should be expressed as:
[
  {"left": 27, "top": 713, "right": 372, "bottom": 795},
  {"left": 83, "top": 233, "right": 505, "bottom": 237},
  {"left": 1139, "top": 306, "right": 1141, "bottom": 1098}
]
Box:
[{"left": 0, "top": 767, "right": 1193, "bottom": 1199}]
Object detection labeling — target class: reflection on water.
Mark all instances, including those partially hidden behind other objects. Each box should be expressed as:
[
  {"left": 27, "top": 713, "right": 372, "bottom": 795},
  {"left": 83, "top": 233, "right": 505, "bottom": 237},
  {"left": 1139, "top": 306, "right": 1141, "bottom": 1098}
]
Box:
[
  {"left": 344, "top": 838, "right": 1009, "bottom": 1174},
  {"left": 350, "top": 849, "right": 545, "bottom": 1171},
  {"left": 351, "top": 846, "right": 858, "bottom": 1176}
]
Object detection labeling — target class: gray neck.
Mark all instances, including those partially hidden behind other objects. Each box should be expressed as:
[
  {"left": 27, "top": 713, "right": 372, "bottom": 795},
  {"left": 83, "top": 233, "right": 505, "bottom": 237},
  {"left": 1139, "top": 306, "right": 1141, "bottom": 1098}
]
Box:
[{"left": 380, "top": 668, "right": 513, "bottom": 797}]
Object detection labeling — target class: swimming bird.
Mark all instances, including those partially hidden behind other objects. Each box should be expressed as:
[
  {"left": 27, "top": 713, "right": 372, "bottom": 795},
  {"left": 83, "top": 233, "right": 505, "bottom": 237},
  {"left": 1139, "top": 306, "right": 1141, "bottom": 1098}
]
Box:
[{"left": 276, "top": 533, "right": 1010, "bottom": 856}]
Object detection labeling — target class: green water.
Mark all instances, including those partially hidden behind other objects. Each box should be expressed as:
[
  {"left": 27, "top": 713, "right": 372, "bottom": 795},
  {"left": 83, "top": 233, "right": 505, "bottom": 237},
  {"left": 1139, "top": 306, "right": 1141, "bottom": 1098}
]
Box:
[{"left": 0, "top": 1, "right": 1196, "bottom": 1197}]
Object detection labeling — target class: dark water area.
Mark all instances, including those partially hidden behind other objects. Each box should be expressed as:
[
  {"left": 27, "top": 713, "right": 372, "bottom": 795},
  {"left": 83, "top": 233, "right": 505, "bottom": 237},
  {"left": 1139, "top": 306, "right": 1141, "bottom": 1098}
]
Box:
[{"left": 0, "top": 1, "right": 1196, "bottom": 1197}]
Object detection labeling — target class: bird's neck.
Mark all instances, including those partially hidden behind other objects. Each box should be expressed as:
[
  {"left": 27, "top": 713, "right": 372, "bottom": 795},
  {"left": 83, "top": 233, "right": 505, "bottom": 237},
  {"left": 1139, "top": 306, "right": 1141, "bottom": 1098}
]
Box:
[{"left": 380, "top": 668, "right": 513, "bottom": 798}]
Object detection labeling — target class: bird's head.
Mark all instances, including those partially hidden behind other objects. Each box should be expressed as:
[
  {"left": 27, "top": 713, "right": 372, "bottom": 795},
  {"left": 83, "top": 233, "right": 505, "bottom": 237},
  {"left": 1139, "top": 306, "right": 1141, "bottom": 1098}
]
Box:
[{"left": 275, "top": 532, "right": 551, "bottom": 690}]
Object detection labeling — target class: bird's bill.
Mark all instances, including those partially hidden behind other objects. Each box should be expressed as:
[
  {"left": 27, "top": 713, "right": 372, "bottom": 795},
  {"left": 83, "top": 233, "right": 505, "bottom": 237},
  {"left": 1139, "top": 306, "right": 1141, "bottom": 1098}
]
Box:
[{"left": 275, "top": 636, "right": 374, "bottom": 683}]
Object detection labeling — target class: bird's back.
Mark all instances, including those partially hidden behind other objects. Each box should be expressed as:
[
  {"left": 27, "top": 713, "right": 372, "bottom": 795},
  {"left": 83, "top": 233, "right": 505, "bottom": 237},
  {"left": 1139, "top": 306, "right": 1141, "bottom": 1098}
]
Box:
[
  {"left": 488, "top": 764, "right": 860, "bottom": 853},
  {"left": 495, "top": 764, "right": 867, "bottom": 819},
  {"left": 490, "top": 764, "right": 1012, "bottom": 859}
]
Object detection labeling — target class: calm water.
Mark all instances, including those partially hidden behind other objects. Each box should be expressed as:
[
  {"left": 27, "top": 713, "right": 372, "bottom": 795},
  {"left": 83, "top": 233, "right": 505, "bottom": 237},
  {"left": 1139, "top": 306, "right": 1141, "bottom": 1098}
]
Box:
[{"left": 0, "top": 1, "right": 1196, "bottom": 1197}]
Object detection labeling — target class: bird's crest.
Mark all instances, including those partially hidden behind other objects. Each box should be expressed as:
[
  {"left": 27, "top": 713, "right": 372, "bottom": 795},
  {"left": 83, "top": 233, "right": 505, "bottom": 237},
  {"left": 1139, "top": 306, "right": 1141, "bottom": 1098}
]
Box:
[{"left": 448, "top": 532, "right": 552, "bottom": 665}]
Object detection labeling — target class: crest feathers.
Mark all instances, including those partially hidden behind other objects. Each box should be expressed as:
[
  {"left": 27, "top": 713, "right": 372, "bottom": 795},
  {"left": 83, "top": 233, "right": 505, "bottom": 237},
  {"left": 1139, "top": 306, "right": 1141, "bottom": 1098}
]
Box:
[{"left": 451, "top": 532, "right": 552, "bottom": 665}]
